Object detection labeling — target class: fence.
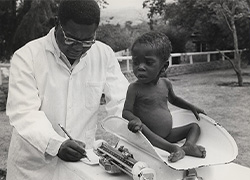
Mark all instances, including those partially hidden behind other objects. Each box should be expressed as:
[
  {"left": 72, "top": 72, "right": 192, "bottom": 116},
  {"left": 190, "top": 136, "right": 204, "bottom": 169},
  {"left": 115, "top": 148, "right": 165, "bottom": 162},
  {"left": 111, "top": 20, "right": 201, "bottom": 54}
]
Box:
[
  {"left": 0, "top": 64, "right": 10, "bottom": 86},
  {"left": 0, "top": 49, "right": 245, "bottom": 85},
  {"left": 117, "top": 50, "right": 241, "bottom": 73}
]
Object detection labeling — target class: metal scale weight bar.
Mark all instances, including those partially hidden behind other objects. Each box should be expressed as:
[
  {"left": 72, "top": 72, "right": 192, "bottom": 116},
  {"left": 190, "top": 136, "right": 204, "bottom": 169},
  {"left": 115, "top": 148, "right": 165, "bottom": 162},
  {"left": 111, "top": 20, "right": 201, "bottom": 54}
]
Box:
[{"left": 93, "top": 140, "right": 156, "bottom": 180}]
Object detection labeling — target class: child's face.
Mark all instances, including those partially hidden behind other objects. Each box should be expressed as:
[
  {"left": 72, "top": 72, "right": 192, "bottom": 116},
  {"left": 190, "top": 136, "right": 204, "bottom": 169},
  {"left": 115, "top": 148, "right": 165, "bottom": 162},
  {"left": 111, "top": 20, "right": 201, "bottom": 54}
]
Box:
[{"left": 132, "top": 43, "right": 164, "bottom": 83}]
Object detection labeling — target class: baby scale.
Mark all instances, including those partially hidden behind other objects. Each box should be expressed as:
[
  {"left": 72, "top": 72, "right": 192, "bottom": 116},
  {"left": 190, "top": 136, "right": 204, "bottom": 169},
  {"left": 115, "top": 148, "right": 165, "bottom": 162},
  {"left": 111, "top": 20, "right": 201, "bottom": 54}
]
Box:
[{"left": 93, "top": 109, "right": 238, "bottom": 180}]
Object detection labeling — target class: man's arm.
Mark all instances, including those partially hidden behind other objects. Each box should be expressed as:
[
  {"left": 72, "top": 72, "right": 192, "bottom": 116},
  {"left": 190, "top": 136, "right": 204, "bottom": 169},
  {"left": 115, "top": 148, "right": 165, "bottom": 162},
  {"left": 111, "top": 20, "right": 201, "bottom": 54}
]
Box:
[
  {"left": 7, "top": 49, "right": 66, "bottom": 159},
  {"left": 103, "top": 47, "right": 129, "bottom": 117}
]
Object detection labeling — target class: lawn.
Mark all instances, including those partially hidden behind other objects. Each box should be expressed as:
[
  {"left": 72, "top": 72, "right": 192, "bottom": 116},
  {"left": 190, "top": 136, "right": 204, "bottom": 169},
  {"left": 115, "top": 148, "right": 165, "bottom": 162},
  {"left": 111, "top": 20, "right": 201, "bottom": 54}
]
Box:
[
  {"left": 165, "top": 66, "right": 250, "bottom": 168},
  {"left": 0, "top": 66, "right": 250, "bottom": 178}
]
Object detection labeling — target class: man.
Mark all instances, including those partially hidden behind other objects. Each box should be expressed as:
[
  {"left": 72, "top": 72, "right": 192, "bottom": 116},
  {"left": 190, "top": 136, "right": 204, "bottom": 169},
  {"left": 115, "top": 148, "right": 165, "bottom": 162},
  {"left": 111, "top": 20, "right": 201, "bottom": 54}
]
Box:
[{"left": 6, "top": 0, "right": 129, "bottom": 179}]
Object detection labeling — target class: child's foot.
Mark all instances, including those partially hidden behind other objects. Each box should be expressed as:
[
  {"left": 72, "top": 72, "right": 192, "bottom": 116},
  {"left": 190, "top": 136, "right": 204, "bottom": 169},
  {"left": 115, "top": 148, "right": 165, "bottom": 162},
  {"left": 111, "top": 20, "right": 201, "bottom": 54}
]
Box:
[
  {"left": 182, "top": 144, "right": 206, "bottom": 158},
  {"left": 168, "top": 148, "right": 185, "bottom": 162}
]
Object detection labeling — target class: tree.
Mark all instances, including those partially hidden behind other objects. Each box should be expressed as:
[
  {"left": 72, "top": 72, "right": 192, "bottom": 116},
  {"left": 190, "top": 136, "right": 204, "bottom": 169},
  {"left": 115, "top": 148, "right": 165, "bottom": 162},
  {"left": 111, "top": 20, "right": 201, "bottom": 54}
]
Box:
[
  {"left": 143, "top": 0, "right": 168, "bottom": 30},
  {"left": 143, "top": 0, "right": 250, "bottom": 86},
  {"left": 97, "top": 21, "right": 151, "bottom": 52},
  {"left": 209, "top": 0, "right": 250, "bottom": 86},
  {"left": 97, "top": 23, "right": 132, "bottom": 52},
  {"left": 13, "top": 0, "right": 59, "bottom": 52},
  {"left": 0, "top": 0, "right": 109, "bottom": 60},
  {"left": 0, "top": 0, "right": 17, "bottom": 59},
  {"left": 96, "top": 0, "right": 108, "bottom": 8}
]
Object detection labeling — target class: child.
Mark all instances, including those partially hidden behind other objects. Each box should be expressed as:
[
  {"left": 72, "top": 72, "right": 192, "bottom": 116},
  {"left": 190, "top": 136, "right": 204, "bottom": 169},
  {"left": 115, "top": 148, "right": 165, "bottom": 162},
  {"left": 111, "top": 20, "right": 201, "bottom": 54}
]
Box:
[{"left": 122, "top": 32, "right": 206, "bottom": 162}]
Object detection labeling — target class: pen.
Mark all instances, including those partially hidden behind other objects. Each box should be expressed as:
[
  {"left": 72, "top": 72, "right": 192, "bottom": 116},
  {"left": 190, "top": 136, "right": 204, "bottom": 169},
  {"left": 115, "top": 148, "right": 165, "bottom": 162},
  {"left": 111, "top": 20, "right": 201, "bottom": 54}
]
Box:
[{"left": 58, "top": 124, "right": 91, "bottom": 162}]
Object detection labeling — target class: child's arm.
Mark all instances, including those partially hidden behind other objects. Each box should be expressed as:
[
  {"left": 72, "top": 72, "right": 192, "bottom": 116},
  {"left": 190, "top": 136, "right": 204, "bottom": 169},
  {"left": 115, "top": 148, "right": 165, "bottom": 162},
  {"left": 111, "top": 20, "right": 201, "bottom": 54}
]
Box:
[
  {"left": 122, "top": 84, "right": 142, "bottom": 132},
  {"left": 166, "top": 79, "right": 206, "bottom": 120}
]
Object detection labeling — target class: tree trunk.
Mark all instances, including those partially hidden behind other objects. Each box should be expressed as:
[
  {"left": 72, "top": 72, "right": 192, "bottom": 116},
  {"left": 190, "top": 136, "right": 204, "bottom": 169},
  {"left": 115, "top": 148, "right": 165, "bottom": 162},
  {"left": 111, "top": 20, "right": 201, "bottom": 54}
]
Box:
[
  {"left": 231, "top": 15, "right": 243, "bottom": 86},
  {"left": 236, "top": 69, "right": 243, "bottom": 86}
]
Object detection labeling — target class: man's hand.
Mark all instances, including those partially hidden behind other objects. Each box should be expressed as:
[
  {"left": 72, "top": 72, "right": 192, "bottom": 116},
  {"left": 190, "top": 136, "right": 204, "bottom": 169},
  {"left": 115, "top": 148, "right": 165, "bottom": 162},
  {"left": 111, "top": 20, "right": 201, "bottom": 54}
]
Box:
[
  {"left": 57, "top": 139, "right": 86, "bottom": 162},
  {"left": 128, "top": 118, "right": 143, "bottom": 133}
]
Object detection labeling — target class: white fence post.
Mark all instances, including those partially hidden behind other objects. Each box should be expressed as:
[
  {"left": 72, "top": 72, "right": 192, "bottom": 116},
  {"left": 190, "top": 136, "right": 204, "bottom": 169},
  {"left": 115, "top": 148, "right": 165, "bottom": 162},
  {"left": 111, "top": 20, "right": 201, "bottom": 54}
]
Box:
[
  {"left": 126, "top": 59, "right": 130, "bottom": 72},
  {"left": 222, "top": 53, "right": 225, "bottom": 61},
  {"left": 189, "top": 55, "right": 193, "bottom": 64},
  {"left": 207, "top": 53, "right": 211, "bottom": 62},
  {"left": 169, "top": 56, "right": 172, "bottom": 66}
]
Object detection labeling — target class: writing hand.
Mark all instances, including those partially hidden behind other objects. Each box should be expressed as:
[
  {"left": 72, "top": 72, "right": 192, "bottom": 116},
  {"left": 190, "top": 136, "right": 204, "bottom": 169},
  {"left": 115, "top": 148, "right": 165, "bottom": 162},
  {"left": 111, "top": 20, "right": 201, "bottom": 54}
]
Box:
[
  {"left": 128, "top": 118, "right": 142, "bottom": 133},
  {"left": 57, "top": 139, "right": 86, "bottom": 162}
]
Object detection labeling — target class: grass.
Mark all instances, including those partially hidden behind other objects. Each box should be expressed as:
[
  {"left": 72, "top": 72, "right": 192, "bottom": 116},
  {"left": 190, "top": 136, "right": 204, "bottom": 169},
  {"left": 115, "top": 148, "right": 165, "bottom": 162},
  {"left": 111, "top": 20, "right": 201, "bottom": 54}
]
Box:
[
  {"left": 0, "top": 66, "right": 250, "bottom": 179},
  {"left": 166, "top": 67, "right": 250, "bottom": 168}
]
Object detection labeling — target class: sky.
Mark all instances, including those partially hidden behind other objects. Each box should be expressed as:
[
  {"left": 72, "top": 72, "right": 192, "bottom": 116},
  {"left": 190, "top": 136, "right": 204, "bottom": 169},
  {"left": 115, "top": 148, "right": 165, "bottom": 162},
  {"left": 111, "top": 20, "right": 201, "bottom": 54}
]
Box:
[
  {"left": 104, "top": 0, "right": 174, "bottom": 10},
  {"left": 100, "top": 0, "right": 148, "bottom": 25},
  {"left": 100, "top": 0, "right": 174, "bottom": 25},
  {"left": 104, "top": 0, "right": 145, "bottom": 10}
]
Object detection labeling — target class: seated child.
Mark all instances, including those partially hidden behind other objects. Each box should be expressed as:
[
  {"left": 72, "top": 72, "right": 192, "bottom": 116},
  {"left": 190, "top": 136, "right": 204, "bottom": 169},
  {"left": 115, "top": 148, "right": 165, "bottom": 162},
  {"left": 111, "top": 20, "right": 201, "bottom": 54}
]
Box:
[{"left": 122, "top": 32, "right": 206, "bottom": 162}]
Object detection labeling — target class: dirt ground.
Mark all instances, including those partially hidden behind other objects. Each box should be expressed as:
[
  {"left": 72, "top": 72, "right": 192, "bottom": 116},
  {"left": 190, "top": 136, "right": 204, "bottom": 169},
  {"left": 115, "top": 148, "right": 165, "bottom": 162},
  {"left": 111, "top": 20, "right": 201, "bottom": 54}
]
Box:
[{"left": 0, "top": 66, "right": 250, "bottom": 177}]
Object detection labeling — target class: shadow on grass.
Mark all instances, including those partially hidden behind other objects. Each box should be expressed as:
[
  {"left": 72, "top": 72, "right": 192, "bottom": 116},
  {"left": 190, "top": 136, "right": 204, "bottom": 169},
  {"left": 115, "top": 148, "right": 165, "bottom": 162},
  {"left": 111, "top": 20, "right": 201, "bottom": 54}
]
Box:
[{"left": 218, "top": 82, "right": 250, "bottom": 87}]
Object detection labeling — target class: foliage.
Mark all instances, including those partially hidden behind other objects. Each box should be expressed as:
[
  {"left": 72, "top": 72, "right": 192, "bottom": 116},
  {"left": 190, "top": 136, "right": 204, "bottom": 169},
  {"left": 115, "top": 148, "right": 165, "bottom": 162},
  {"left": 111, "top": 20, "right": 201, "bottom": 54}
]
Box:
[
  {"left": 0, "top": 0, "right": 17, "bottom": 58},
  {"left": 0, "top": 0, "right": 109, "bottom": 61},
  {"left": 97, "top": 24, "right": 131, "bottom": 52},
  {"left": 208, "top": 0, "right": 250, "bottom": 86},
  {"left": 143, "top": 0, "right": 169, "bottom": 30},
  {"left": 97, "top": 21, "right": 150, "bottom": 52},
  {"left": 143, "top": 0, "right": 250, "bottom": 52},
  {"left": 143, "top": 0, "right": 250, "bottom": 86},
  {"left": 13, "top": 0, "right": 59, "bottom": 52},
  {"left": 96, "top": 0, "right": 109, "bottom": 9},
  {"left": 0, "top": 0, "right": 59, "bottom": 59}
]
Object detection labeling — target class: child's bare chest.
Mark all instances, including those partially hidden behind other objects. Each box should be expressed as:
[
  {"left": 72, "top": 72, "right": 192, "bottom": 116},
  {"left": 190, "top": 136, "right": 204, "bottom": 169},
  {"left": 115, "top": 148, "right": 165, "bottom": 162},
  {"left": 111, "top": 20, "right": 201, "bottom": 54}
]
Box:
[{"left": 136, "top": 84, "right": 169, "bottom": 107}]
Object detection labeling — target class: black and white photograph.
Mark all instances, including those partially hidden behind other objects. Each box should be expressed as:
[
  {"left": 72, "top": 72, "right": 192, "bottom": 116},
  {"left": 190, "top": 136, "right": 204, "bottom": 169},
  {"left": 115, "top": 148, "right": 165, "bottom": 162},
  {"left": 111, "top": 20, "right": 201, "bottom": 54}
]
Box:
[{"left": 0, "top": 0, "right": 250, "bottom": 179}]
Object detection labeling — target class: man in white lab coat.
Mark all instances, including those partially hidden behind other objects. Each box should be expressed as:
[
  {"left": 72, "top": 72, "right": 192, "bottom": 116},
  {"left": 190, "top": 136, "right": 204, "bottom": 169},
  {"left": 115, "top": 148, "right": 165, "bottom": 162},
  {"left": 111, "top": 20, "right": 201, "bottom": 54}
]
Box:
[{"left": 6, "top": 0, "right": 129, "bottom": 179}]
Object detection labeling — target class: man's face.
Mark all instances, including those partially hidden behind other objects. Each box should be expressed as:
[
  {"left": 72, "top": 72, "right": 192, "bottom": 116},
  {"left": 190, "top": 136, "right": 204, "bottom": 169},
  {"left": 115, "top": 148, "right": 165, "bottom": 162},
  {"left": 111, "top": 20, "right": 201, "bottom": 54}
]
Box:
[{"left": 55, "top": 20, "right": 97, "bottom": 60}]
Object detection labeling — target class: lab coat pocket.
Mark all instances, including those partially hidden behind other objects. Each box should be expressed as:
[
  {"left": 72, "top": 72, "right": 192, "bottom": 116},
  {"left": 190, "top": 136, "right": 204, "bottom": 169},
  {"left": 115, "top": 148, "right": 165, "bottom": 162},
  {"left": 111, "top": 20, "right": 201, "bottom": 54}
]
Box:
[{"left": 85, "top": 82, "right": 103, "bottom": 109}]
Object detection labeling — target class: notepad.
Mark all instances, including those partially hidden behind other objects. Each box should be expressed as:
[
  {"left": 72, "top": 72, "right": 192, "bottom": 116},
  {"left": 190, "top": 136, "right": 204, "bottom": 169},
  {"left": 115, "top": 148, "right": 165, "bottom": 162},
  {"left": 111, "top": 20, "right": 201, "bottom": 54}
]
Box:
[{"left": 81, "top": 149, "right": 99, "bottom": 165}]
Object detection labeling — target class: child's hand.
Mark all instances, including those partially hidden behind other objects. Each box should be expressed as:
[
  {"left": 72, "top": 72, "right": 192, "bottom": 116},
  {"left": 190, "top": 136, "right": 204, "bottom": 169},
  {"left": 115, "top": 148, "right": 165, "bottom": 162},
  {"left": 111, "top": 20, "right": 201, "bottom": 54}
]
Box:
[
  {"left": 192, "top": 107, "right": 206, "bottom": 121},
  {"left": 128, "top": 118, "right": 142, "bottom": 133}
]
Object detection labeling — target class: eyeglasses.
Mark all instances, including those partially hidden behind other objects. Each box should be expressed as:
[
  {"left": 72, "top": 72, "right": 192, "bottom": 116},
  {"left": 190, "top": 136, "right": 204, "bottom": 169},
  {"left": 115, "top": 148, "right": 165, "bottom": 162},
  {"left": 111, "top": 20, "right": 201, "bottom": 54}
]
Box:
[{"left": 60, "top": 24, "right": 96, "bottom": 48}]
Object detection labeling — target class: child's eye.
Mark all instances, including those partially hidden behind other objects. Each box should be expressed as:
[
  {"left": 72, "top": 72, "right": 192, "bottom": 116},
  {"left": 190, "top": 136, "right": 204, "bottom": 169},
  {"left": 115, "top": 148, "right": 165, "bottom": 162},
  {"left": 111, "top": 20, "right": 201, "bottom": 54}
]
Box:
[
  {"left": 132, "top": 60, "right": 139, "bottom": 66},
  {"left": 146, "top": 61, "right": 154, "bottom": 66}
]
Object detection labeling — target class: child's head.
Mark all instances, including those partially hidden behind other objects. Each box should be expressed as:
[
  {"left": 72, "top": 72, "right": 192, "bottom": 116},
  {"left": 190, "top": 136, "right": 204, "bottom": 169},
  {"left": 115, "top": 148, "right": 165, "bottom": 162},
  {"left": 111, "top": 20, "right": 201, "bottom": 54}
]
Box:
[
  {"left": 131, "top": 31, "right": 172, "bottom": 83},
  {"left": 131, "top": 31, "right": 172, "bottom": 63}
]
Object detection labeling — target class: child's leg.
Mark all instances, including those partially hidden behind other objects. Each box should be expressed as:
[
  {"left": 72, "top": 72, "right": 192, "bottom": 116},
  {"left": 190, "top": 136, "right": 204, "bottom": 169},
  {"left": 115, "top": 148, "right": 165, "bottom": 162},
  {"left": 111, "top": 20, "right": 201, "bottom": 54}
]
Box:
[
  {"left": 165, "top": 123, "right": 199, "bottom": 143},
  {"left": 165, "top": 123, "right": 206, "bottom": 158}
]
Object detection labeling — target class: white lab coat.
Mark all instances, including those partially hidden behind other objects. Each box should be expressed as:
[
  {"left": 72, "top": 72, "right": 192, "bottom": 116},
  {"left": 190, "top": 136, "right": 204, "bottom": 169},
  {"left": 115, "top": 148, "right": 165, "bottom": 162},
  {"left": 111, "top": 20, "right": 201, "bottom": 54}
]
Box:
[{"left": 6, "top": 28, "right": 129, "bottom": 180}]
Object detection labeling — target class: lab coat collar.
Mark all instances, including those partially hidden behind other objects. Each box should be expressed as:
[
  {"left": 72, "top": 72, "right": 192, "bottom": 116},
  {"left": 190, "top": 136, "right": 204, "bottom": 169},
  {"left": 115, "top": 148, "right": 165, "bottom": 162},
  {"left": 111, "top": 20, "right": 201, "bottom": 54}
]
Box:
[{"left": 45, "top": 27, "right": 88, "bottom": 73}]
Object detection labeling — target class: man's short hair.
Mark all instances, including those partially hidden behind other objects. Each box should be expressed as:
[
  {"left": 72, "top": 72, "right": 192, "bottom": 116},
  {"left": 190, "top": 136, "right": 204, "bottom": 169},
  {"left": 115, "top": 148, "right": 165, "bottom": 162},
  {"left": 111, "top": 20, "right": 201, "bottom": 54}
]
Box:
[
  {"left": 131, "top": 31, "right": 172, "bottom": 62},
  {"left": 58, "top": 0, "right": 100, "bottom": 26}
]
